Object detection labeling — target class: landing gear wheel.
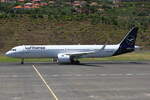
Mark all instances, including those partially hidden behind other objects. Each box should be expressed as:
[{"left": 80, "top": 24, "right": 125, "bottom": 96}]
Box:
[
  {"left": 52, "top": 58, "right": 57, "bottom": 63},
  {"left": 71, "top": 60, "right": 80, "bottom": 64},
  {"left": 75, "top": 60, "right": 80, "bottom": 64},
  {"left": 21, "top": 58, "right": 24, "bottom": 64}
]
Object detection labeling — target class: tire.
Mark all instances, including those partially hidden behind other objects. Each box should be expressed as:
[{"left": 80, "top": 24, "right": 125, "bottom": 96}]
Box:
[{"left": 71, "top": 60, "right": 80, "bottom": 64}]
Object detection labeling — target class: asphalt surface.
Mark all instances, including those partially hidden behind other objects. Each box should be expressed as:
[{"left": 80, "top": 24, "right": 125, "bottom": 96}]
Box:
[{"left": 0, "top": 61, "right": 150, "bottom": 100}]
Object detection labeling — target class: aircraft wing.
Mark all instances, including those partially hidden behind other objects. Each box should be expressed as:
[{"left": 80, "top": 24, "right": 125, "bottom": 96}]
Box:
[
  {"left": 62, "top": 51, "right": 96, "bottom": 57},
  {"left": 59, "top": 45, "right": 106, "bottom": 58}
]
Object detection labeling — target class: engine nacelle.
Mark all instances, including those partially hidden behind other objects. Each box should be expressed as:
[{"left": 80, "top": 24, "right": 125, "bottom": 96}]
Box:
[{"left": 57, "top": 54, "right": 71, "bottom": 63}]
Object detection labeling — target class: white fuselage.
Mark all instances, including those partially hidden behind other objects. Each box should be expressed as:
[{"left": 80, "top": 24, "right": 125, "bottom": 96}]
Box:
[
  {"left": 5, "top": 27, "right": 139, "bottom": 64},
  {"left": 5, "top": 45, "right": 120, "bottom": 58}
]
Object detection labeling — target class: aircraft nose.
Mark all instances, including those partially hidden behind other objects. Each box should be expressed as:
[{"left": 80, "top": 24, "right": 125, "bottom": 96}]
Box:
[{"left": 5, "top": 51, "right": 11, "bottom": 57}]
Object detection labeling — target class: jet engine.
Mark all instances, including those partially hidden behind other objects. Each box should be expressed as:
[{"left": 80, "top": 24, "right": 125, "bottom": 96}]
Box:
[{"left": 57, "top": 54, "right": 71, "bottom": 63}]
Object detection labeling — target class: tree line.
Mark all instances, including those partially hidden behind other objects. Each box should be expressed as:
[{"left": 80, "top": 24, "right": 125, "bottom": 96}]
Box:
[{"left": 0, "top": 1, "right": 150, "bottom": 30}]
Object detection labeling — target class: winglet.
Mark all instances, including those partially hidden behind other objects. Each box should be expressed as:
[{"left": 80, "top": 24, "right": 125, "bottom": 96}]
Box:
[{"left": 101, "top": 45, "right": 106, "bottom": 50}]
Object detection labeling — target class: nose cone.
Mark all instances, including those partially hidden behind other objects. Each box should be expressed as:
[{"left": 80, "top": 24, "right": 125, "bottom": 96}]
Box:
[{"left": 5, "top": 51, "right": 11, "bottom": 57}]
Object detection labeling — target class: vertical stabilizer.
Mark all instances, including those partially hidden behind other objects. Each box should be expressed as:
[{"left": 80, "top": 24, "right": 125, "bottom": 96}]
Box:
[{"left": 113, "top": 27, "right": 138, "bottom": 56}]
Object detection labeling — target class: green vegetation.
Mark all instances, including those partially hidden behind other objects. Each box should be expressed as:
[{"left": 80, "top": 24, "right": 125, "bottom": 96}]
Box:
[
  {"left": 0, "top": 52, "right": 150, "bottom": 63},
  {"left": 0, "top": 1, "right": 150, "bottom": 53},
  {"left": 0, "top": 1, "right": 150, "bottom": 30},
  {"left": 0, "top": 19, "right": 149, "bottom": 53},
  {"left": 81, "top": 52, "right": 150, "bottom": 61},
  {"left": 0, "top": 56, "right": 51, "bottom": 62}
]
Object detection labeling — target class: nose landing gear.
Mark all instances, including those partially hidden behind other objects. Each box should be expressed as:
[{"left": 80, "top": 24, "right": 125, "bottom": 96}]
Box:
[{"left": 21, "top": 58, "right": 24, "bottom": 64}]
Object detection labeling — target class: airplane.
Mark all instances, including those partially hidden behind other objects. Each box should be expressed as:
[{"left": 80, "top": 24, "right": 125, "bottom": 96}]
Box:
[{"left": 5, "top": 27, "right": 139, "bottom": 64}]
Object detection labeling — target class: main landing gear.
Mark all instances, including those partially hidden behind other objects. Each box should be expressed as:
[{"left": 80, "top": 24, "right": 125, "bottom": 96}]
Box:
[
  {"left": 21, "top": 58, "right": 24, "bottom": 64},
  {"left": 71, "top": 59, "right": 80, "bottom": 64},
  {"left": 52, "top": 58, "right": 57, "bottom": 63}
]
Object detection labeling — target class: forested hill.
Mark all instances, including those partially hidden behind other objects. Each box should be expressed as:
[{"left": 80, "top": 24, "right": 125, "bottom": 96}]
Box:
[{"left": 0, "top": 1, "right": 150, "bottom": 53}]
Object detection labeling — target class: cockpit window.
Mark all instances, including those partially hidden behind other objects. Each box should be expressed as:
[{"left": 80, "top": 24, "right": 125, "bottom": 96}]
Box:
[{"left": 11, "top": 49, "right": 16, "bottom": 51}]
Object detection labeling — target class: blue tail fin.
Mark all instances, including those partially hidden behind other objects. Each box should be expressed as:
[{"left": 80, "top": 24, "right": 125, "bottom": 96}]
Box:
[{"left": 113, "top": 27, "right": 139, "bottom": 56}]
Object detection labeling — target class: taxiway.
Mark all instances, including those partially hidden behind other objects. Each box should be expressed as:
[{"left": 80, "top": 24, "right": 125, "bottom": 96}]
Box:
[{"left": 0, "top": 61, "right": 150, "bottom": 100}]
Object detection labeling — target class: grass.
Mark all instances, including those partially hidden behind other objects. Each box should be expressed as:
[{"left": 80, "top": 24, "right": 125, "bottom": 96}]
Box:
[
  {"left": 81, "top": 52, "right": 150, "bottom": 61},
  {"left": 0, "top": 56, "right": 51, "bottom": 63},
  {"left": 0, "top": 52, "right": 150, "bottom": 63}
]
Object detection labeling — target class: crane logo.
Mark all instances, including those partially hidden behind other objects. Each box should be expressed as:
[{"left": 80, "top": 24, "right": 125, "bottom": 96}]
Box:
[{"left": 126, "top": 36, "right": 135, "bottom": 46}]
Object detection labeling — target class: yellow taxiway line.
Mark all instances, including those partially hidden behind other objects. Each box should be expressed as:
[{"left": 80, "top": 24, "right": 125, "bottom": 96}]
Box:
[{"left": 32, "top": 65, "right": 59, "bottom": 100}]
